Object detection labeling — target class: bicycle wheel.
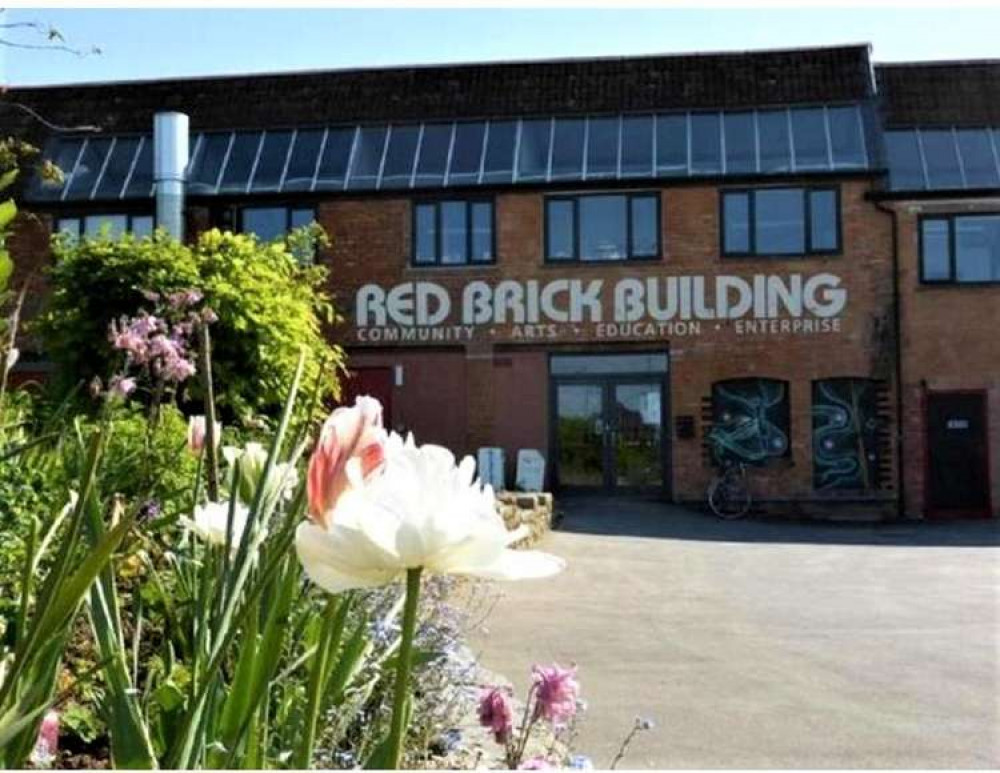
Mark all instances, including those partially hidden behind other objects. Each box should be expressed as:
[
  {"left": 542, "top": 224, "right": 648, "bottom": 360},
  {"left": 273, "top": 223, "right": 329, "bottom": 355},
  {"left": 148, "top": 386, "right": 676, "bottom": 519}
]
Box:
[{"left": 708, "top": 470, "right": 751, "bottom": 519}]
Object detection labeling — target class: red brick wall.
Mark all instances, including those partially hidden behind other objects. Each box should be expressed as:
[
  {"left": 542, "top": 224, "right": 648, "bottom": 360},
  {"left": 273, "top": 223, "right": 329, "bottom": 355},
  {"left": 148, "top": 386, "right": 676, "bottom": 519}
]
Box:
[
  {"left": 892, "top": 202, "right": 1000, "bottom": 518},
  {"left": 324, "top": 179, "right": 899, "bottom": 507}
]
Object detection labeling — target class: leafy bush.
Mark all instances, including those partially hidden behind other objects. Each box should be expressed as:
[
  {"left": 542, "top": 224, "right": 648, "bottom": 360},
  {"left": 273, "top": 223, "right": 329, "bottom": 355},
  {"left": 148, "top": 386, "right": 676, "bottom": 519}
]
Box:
[{"left": 37, "top": 228, "right": 343, "bottom": 422}]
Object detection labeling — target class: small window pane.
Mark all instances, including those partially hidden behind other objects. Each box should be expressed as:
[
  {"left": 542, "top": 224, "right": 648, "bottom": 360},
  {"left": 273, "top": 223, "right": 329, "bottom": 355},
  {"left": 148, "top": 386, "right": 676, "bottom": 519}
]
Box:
[
  {"left": 690, "top": 113, "right": 722, "bottom": 174},
  {"left": 722, "top": 192, "right": 750, "bottom": 254},
  {"left": 547, "top": 200, "right": 574, "bottom": 260},
  {"left": 314, "top": 128, "right": 356, "bottom": 190},
  {"left": 791, "top": 109, "right": 829, "bottom": 169},
  {"left": 449, "top": 123, "right": 486, "bottom": 184},
  {"left": 123, "top": 137, "right": 154, "bottom": 198},
  {"left": 755, "top": 189, "right": 805, "bottom": 254},
  {"left": 723, "top": 112, "right": 756, "bottom": 174},
  {"left": 517, "top": 120, "right": 551, "bottom": 182},
  {"left": 347, "top": 127, "right": 388, "bottom": 190},
  {"left": 921, "top": 219, "right": 951, "bottom": 281},
  {"left": 218, "top": 132, "right": 264, "bottom": 193},
  {"left": 550, "top": 119, "right": 585, "bottom": 180},
  {"left": 243, "top": 207, "right": 288, "bottom": 242},
  {"left": 94, "top": 137, "right": 141, "bottom": 200},
  {"left": 291, "top": 208, "right": 314, "bottom": 229},
  {"left": 283, "top": 130, "right": 325, "bottom": 191},
  {"left": 440, "top": 201, "right": 468, "bottom": 265},
  {"left": 956, "top": 130, "right": 1000, "bottom": 188},
  {"left": 955, "top": 216, "right": 1000, "bottom": 282},
  {"left": 711, "top": 378, "right": 791, "bottom": 465},
  {"left": 579, "top": 195, "right": 627, "bottom": 261},
  {"left": 757, "top": 111, "right": 792, "bottom": 173},
  {"left": 414, "top": 204, "right": 437, "bottom": 264},
  {"left": 131, "top": 215, "right": 154, "bottom": 238},
  {"left": 655, "top": 114, "right": 688, "bottom": 176},
  {"left": 586, "top": 117, "right": 620, "bottom": 178},
  {"left": 187, "top": 133, "right": 231, "bottom": 194},
  {"left": 885, "top": 132, "right": 925, "bottom": 190},
  {"left": 380, "top": 125, "right": 420, "bottom": 189},
  {"left": 55, "top": 217, "right": 81, "bottom": 242},
  {"left": 920, "top": 131, "right": 963, "bottom": 189},
  {"left": 471, "top": 202, "right": 493, "bottom": 262},
  {"left": 84, "top": 214, "right": 128, "bottom": 239},
  {"left": 250, "top": 131, "right": 294, "bottom": 193},
  {"left": 630, "top": 196, "right": 659, "bottom": 257},
  {"left": 828, "top": 106, "right": 866, "bottom": 167},
  {"left": 66, "top": 137, "right": 113, "bottom": 199},
  {"left": 621, "top": 116, "right": 654, "bottom": 177},
  {"left": 414, "top": 124, "right": 453, "bottom": 187},
  {"left": 809, "top": 190, "right": 838, "bottom": 251}
]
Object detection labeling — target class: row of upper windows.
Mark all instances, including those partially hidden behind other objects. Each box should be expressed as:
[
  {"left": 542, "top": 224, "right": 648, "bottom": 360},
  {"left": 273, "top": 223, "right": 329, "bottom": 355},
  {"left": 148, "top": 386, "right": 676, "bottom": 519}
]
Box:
[
  {"left": 52, "top": 191, "right": 1000, "bottom": 285},
  {"left": 412, "top": 187, "right": 841, "bottom": 265}
]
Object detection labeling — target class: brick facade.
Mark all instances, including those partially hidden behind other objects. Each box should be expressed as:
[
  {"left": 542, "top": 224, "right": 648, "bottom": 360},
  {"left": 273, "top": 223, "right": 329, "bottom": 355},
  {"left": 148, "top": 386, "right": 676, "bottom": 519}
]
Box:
[{"left": 322, "top": 179, "right": 900, "bottom": 512}]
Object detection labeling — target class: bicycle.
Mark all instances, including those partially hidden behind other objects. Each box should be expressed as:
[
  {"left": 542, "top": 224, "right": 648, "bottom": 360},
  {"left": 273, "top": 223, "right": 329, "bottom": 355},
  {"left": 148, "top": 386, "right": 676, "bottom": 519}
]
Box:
[{"left": 707, "top": 458, "right": 752, "bottom": 519}]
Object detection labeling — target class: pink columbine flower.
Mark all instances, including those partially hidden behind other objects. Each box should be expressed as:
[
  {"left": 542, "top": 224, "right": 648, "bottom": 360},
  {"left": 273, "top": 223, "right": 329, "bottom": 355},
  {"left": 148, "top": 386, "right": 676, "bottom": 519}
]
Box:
[
  {"left": 532, "top": 663, "right": 580, "bottom": 725},
  {"left": 306, "top": 395, "right": 387, "bottom": 528},
  {"left": 30, "top": 709, "right": 59, "bottom": 767},
  {"left": 478, "top": 687, "right": 514, "bottom": 743},
  {"left": 110, "top": 376, "right": 137, "bottom": 398},
  {"left": 518, "top": 757, "right": 553, "bottom": 770}
]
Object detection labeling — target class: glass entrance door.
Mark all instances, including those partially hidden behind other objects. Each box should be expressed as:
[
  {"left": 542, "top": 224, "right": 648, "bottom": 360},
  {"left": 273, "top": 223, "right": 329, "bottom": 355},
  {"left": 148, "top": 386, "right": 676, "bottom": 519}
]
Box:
[
  {"left": 611, "top": 382, "right": 664, "bottom": 488},
  {"left": 554, "top": 377, "right": 666, "bottom": 491}
]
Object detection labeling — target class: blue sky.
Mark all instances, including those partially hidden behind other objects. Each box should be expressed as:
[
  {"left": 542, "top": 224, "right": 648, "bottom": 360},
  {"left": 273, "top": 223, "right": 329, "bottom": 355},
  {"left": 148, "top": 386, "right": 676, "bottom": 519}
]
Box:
[{"left": 2, "top": 7, "right": 999, "bottom": 86}]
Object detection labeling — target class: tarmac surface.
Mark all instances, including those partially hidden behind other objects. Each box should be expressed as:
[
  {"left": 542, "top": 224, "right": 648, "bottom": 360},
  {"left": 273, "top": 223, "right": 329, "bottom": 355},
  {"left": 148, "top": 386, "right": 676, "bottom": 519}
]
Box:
[{"left": 470, "top": 497, "right": 1000, "bottom": 768}]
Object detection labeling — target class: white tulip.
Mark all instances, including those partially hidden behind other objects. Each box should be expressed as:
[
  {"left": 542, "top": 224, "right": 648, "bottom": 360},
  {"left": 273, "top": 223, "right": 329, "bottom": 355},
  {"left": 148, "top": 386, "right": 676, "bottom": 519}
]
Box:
[
  {"left": 181, "top": 500, "right": 252, "bottom": 551},
  {"left": 296, "top": 433, "right": 564, "bottom": 594}
]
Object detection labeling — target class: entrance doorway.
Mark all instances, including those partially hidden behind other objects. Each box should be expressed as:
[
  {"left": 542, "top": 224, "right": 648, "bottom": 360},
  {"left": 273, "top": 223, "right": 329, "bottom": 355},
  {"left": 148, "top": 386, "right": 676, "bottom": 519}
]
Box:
[
  {"left": 550, "top": 353, "right": 669, "bottom": 494},
  {"left": 925, "top": 391, "right": 991, "bottom": 519}
]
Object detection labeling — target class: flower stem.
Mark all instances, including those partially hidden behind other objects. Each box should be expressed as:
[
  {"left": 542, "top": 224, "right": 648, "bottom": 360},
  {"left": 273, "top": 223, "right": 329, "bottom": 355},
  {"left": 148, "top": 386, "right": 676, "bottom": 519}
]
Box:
[{"left": 386, "top": 567, "right": 422, "bottom": 769}]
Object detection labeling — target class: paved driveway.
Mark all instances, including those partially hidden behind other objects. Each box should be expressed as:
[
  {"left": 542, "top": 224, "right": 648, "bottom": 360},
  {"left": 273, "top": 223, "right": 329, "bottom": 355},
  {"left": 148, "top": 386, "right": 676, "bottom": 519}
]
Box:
[{"left": 470, "top": 498, "right": 1000, "bottom": 768}]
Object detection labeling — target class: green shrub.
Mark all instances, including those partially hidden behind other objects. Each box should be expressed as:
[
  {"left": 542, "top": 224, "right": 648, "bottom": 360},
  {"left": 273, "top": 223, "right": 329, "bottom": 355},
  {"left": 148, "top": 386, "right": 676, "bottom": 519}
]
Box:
[{"left": 37, "top": 228, "right": 343, "bottom": 421}]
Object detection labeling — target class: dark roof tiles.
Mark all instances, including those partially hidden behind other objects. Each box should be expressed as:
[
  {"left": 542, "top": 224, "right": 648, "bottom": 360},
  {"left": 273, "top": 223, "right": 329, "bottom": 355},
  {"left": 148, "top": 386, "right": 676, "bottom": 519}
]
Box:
[
  {"left": 2, "top": 44, "right": 874, "bottom": 140},
  {"left": 876, "top": 61, "right": 1000, "bottom": 128}
]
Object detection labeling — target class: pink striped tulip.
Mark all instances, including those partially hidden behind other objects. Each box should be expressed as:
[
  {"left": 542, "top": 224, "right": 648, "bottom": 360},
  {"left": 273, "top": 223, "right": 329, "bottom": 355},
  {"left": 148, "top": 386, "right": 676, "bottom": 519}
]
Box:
[{"left": 307, "top": 395, "right": 386, "bottom": 527}]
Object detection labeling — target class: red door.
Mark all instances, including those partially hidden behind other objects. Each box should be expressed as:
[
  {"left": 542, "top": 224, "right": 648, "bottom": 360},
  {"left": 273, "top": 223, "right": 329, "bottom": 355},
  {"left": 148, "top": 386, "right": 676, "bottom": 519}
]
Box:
[
  {"left": 339, "top": 367, "right": 394, "bottom": 426},
  {"left": 924, "top": 391, "right": 992, "bottom": 519}
]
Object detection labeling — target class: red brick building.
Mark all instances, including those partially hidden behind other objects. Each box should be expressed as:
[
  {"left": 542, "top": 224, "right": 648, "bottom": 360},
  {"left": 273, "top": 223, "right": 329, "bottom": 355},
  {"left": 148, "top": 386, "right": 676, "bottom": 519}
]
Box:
[{"left": 2, "top": 44, "right": 997, "bottom": 519}]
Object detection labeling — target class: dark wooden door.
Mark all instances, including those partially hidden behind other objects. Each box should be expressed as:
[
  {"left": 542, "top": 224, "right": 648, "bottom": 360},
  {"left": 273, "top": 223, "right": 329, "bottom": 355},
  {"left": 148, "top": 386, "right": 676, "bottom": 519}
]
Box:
[
  {"left": 339, "top": 367, "right": 394, "bottom": 427},
  {"left": 925, "top": 391, "right": 991, "bottom": 518}
]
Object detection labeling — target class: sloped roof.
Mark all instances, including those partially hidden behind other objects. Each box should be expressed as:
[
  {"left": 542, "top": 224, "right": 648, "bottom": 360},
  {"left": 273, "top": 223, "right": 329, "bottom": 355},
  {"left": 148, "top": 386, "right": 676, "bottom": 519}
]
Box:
[
  {"left": 876, "top": 60, "right": 1000, "bottom": 128},
  {"left": 1, "top": 44, "right": 875, "bottom": 142}
]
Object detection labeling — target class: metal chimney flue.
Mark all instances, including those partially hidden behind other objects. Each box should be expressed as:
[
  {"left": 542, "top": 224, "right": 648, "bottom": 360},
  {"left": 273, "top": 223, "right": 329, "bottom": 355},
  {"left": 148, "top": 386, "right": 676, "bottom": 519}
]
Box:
[{"left": 153, "top": 112, "right": 189, "bottom": 240}]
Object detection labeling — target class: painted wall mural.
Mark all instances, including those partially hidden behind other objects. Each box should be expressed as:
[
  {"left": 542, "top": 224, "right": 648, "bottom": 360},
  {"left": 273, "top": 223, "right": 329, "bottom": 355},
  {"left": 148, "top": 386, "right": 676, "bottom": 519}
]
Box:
[
  {"left": 709, "top": 378, "right": 791, "bottom": 466},
  {"left": 811, "top": 378, "right": 881, "bottom": 491}
]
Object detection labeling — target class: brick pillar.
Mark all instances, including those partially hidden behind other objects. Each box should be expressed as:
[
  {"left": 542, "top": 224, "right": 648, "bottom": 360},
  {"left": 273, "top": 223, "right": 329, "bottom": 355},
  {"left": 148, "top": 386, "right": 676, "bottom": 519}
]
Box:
[{"left": 465, "top": 342, "right": 495, "bottom": 453}]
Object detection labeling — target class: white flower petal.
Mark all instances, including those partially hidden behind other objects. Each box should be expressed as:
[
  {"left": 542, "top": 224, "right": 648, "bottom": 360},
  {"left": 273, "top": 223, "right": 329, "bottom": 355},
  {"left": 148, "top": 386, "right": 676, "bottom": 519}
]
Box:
[
  {"left": 295, "top": 521, "right": 401, "bottom": 593},
  {"left": 458, "top": 548, "right": 567, "bottom": 581}
]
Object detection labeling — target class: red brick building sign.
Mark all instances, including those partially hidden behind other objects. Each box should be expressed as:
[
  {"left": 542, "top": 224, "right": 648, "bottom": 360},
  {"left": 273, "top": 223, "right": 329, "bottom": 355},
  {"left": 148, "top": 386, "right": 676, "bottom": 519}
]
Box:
[{"left": 353, "top": 272, "right": 847, "bottom": 343}]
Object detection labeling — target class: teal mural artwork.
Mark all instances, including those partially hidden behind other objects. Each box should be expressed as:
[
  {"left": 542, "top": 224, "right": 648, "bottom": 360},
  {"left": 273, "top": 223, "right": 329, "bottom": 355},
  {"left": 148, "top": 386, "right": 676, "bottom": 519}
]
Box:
[
  {"left": 709, "top": 378, "right": 790, "bottom": 466},
  {"left": 811, "top": 378, "right": 880, "bottom": 491}
]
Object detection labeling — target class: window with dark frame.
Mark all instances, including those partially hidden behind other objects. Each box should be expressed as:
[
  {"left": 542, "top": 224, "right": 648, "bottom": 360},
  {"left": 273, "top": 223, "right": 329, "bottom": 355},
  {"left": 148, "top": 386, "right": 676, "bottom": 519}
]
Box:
[
  {"left": 240, "top": 205, "right": 318, "bottom": 263},
  {"left": 920, "top": 214, "right": 1000, "bottom": 284},
  {"left": 721, "top": 187, "right": 840, "bottom": 257},
  {"left": 412, "top": 199, "right": 495, "bottom": 266},
  {"left": 545, "top": 193, "right": 660, "bottom": 262},
  {"left": 55, "top": 213, "right": 154, "bottom": 242}
]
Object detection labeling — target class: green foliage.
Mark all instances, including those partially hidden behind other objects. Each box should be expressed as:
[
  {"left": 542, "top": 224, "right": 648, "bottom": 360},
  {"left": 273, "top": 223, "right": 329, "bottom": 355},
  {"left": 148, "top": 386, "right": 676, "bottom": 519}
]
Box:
[{"left": 37, "top": 228, "right": 342, "bottom": 422}]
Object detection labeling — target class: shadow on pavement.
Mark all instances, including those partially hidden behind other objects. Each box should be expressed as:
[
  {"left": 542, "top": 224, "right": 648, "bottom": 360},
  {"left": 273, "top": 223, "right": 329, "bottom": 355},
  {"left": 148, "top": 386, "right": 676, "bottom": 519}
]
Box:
[{"left": 555, "top": 495, "right": 1000, "bottom": 548}]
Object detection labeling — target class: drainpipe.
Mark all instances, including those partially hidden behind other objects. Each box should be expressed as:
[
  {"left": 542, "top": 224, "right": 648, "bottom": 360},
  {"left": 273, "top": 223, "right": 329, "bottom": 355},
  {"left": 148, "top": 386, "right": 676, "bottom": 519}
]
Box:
[
  {"left": 874, "top": 197, "right": 906, "bottom": 520},
  {"left": 153, "top": 111, "right": 189, "bottom": 240}
]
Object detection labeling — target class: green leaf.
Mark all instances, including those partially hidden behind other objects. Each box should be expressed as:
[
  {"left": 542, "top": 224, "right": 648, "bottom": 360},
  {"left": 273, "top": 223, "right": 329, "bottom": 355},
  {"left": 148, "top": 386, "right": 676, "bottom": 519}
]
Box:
[{"left": 0, "top": 199, "right": 16, "bottom": 230}]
